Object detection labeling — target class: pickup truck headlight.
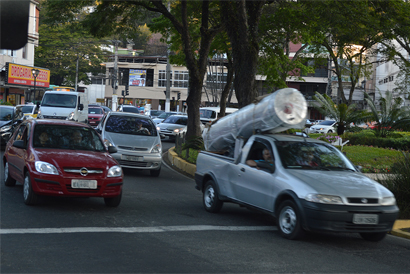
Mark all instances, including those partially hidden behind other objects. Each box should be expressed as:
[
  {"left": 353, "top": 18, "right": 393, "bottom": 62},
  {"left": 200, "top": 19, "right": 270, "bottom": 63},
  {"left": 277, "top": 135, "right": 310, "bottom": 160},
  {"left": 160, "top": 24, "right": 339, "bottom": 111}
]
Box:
[
  {"left": 305, "top": 194, "right": 344, "bottom": 204},
  {"left": 35, "top": 161, "right": 59, "bottom": 175},
  {"left": 380, "top": 196, "right": 396, "bottom": 206},
  {"left": 108, "top": 165, "right": 122, "bottom": 177},
  {"left": 151, "top": 143, "right": 162, "bottom": 153}
]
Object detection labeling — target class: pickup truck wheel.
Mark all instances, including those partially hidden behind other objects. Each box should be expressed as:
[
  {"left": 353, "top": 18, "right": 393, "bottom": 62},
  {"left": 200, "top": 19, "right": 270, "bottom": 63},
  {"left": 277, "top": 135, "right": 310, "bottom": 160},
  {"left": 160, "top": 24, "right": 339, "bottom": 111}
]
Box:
[
  {"left": 359, "top": 232, "right": 387, "bottom": 242},
  {"left": 277, "top": 200, "right": 304, "bottom": 240},
  {"left": 23, "top": 171, "right": 39, "bottom": 205},
  {"left": 203, "top": 181, "right": 223, "bottom": 213},
  {"left": 4, "top": 161, "right": 16, "bottom": 187}
]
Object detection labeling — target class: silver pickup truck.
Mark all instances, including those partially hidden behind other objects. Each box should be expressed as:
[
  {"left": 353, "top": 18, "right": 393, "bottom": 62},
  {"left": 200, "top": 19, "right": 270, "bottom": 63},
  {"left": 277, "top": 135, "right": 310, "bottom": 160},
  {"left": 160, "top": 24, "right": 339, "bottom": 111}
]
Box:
[{"left": 195, "top": 133, "right": 399, "bottom": 241}]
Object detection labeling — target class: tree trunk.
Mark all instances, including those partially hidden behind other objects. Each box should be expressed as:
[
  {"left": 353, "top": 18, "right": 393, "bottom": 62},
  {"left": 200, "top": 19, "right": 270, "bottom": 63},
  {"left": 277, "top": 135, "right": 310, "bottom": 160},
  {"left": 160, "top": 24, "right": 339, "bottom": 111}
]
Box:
[
  {"left": 337, "top": 123, "right": 344, "bottom": 135},
  {"left": 220, "top": 0, "right": 266, "bottom": 108}
]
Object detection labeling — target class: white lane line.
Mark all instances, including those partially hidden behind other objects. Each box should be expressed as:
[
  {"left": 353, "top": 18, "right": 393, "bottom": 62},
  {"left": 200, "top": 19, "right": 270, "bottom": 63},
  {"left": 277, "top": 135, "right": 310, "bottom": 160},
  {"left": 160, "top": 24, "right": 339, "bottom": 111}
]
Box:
[{"left": 0, "top": 225, "right": 276, "bottom": 234}]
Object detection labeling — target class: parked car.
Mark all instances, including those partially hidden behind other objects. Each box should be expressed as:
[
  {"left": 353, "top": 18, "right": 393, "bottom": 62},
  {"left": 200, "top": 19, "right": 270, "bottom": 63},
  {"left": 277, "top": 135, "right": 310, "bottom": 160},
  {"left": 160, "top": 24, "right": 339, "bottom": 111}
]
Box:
[
  {"left": 199, "top": 107, "right": 238, "bottom": 124},
  {"left": 153, "top": 112, "right": 186, "bottom": 125},
  {"left": 3, "top": 119, "right": 123, "bottom": 206},
  {"left": 88, "top": 106, "right": 105, "bottom": 127},
  {"left": 145, "top": 109, "right": 164, "bottom": 118},
  {"left": 117, "top": 105, "right": 141, "bottom": 114},
  {"left": 157, "top": 114, "right": 204, "bottom": 140},
  {"left": 95, "top": 111, "right": 162, "bottom": 177},
  {"left": 308, "top": 120, "right": 337, "bottom": 134},
  {"left": 305, "top": 119, "right": 316, "bottom": 127}
]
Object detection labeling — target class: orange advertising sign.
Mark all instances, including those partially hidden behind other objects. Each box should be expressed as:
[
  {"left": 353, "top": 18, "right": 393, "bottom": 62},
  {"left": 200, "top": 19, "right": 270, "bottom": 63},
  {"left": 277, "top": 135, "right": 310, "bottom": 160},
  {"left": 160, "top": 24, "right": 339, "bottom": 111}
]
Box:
[{"left": 5, "top": 62, "right": 50, "bottom": 88}]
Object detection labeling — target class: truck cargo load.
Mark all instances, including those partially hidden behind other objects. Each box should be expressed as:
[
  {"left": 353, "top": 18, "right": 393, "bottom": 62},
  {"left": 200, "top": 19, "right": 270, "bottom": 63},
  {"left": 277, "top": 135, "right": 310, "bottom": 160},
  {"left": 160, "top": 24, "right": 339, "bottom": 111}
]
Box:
[{"left": 202, "top": 88, "right": 307, "bottom": 153}]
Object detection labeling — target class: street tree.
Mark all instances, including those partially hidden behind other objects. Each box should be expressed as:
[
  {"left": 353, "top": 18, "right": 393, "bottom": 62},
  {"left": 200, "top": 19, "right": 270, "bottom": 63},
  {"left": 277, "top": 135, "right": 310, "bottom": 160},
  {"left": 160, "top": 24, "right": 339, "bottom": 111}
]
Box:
[
  {"left": 43, "top": 0, "right": 223, "bottom": 139},
  {"left": 364, "top": 91, "right": 410, "bottom": 137},
  {"left": 301, "top": 0, "right": 389, "bottom": 105},
  {"left": 313, "top": 92, "right": 370, "bottom": 135},
  {"left": 35, "top": 22, "right": 109, "bottom": 86}
]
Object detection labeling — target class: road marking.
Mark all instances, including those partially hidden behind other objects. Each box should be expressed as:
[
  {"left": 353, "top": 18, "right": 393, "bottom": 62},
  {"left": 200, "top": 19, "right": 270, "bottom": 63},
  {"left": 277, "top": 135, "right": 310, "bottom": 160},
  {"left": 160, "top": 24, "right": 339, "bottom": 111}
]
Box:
[{"left": 0, "top": 225, "right": 276, "bottom": 234}]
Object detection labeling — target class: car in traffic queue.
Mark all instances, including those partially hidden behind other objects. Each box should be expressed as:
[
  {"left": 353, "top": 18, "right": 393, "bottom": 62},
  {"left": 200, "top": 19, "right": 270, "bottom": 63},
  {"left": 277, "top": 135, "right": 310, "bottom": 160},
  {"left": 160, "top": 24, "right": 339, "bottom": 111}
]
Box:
[
  {"left": 152, "top": 111, "right": 186, "bottom": 125},
  {"left": 0, "top": 105, "right": 28, "bottom": 146},
  {"left": 88, "top": 105, "right": 105, "bottom": 127},
  {"left": 95, "top": 111, "right": 162, "bottom": 177},
  {"left": 308, "top": 120, "right": 337, "bottom": 134},
  {"left": 89, "top": 104, "right": 111, "bottom": 114},
  {"left": 145, "top": 109, "right": 164, "bottom": 119},
  {"left": 15, "top": 103, "right": 39, "bottom": 119},
  {"left": 157, "top": 114, "right": 204, "bottom": 141},
  {"left": 3, "top": 119, "right": 123, "bottom": 206},
  {"left": 117, "top": 104, "right": 143, "bottom": 114}
]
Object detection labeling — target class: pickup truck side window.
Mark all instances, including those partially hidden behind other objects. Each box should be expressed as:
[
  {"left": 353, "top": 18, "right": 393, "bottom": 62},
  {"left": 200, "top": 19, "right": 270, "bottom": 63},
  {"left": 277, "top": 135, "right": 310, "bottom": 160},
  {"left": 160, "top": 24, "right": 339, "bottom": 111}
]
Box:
[{"left": 245, "top": 141, "right": 275, "bottom": 173}]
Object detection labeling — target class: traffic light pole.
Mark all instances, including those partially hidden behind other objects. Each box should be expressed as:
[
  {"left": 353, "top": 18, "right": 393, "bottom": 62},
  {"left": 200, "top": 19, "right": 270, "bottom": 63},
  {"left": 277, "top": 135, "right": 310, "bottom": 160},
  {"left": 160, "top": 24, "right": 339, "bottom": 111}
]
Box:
[{"left": 112, "top": 40, "right": 119, "bottom": 111}]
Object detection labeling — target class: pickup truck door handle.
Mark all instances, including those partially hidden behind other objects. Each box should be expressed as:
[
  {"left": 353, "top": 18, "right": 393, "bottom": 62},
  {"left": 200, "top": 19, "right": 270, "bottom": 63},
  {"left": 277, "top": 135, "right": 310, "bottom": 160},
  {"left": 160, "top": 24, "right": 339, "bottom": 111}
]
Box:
[{"left": 240, "top": 168, "right": 245, "bottom": 172}]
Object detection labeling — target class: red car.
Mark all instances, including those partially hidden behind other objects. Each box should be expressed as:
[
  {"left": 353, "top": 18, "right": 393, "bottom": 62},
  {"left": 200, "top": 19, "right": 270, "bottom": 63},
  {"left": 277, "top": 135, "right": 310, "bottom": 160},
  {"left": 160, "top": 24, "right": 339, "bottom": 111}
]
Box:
[
  {"left": 88, "top": 106, "right": 105, "bottom": 127},
  {"left": 3, "top": 119, "right": 123, "bottom": 206}
]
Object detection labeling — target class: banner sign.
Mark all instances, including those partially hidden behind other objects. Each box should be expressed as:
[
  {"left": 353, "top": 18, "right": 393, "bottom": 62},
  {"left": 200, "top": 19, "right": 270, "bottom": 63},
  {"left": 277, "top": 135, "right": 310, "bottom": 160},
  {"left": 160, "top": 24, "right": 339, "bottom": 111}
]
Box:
[
  {"left": 129, "top": 69, "right": 146, "bottom": 86},
  {"left": 5, "top": 62, "right": 50, "bottom": 88}
]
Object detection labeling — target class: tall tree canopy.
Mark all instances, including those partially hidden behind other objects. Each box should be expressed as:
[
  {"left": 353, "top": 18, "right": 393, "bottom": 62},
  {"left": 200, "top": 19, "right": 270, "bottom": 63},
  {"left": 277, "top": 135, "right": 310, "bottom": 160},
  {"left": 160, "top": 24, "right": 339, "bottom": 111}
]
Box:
[{"left": 35, "top": 20, "right": 109, "bottom": 86}]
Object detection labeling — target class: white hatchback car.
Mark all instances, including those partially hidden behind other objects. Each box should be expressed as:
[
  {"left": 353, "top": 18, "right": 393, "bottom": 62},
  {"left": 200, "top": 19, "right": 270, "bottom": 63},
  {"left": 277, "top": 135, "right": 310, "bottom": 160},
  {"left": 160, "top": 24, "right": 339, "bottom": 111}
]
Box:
[{"left": 309, "top": 120, "right": 337, "bottom": 134}]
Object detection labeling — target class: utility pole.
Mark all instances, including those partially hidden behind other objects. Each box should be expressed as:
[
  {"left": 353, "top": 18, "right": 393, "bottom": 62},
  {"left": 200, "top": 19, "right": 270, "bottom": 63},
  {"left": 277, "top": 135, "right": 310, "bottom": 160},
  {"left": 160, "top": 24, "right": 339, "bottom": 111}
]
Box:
[
  {"left": 112, "top": 40, "right": 119, "bottom": 111},
  {"left": 165, "top": 2, "right": 171, "bottom": 112},
  {"left": 75, "top": 55, "right": 79, "bottom": 91}
]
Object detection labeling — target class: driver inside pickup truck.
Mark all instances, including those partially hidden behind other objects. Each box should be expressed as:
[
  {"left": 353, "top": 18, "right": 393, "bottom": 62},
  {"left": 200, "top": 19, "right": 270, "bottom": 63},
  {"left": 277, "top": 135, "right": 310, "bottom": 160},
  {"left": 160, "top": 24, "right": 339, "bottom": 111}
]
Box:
[{"left": 246, "top": 148, "right": 274, "bottom": 170}]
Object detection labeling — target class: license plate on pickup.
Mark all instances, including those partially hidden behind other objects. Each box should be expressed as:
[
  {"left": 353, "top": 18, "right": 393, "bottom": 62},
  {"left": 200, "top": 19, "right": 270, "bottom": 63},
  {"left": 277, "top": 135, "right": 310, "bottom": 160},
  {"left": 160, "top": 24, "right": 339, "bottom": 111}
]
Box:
[
  {"left": 121, "top": 155, "right": 142, "bottom": 161},
  {"left": 353, "top": 214, "right": 379, "bottom": 225},
  {"left": 71, "top": 179, "right": 97, "bottom": 189}
]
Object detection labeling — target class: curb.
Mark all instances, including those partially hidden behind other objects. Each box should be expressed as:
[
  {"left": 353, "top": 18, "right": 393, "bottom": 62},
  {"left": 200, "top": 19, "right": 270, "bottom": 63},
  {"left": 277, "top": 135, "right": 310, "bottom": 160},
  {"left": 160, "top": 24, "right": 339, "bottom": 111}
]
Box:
[{"left": 167, "top": 147, "right": 410, "bottom": 240}]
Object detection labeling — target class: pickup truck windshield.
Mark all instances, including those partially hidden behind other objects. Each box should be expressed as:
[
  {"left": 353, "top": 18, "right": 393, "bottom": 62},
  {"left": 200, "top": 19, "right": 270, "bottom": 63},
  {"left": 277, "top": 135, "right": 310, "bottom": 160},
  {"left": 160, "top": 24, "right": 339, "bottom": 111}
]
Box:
[{"left": 276, "top": 141, "right": 355, "bottom": 170}]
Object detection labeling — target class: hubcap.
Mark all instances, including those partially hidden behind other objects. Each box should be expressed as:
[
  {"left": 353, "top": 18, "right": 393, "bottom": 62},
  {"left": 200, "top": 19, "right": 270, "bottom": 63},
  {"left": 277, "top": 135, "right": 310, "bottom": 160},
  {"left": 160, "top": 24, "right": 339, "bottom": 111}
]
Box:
[
  {"left": 204, "top": 186, "right": 215, "bottom": 208},
  {"left": 279, "top": 206, "right": 297, "bottom": 234},
  {"left": 23, "top": 175, "right": 29, "bottom": 200}
]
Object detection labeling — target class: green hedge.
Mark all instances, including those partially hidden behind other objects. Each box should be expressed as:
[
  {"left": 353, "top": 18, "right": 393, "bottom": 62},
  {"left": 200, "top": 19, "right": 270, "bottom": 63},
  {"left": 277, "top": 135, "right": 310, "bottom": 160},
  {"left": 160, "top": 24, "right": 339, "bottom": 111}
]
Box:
[{"left": 343, "top": 132, "right": 410, "bottom": 151}]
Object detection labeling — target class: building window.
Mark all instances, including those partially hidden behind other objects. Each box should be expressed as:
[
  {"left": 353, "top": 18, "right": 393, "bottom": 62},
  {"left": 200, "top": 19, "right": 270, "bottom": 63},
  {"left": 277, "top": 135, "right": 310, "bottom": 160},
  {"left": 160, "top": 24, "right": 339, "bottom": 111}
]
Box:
[
  {"left": 22, "top": 44, "right": 27, "bottom": 59},
  {"left": 389, "top": 76, "right": 394, "bottom": 82},
  {"left": 174, "top": 71, "right": 189, "bottom": 88},
  {"left": 206, "top": 73, "right": 228, "bottom": 89},
  {"left": 91, "top": 78, "right": 103, "bottom": 85},
  {"left": 158, "top": 70, "right": 172, "bottom": 87}
]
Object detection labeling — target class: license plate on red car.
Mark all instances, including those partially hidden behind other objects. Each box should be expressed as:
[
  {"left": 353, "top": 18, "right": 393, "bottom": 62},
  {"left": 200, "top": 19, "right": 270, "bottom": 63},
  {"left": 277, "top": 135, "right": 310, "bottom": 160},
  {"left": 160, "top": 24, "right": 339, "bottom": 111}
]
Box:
[
  {"left": 71, "top": 179, "right": 97, "bottom": 189},
  {"left": 353, "top": 214, "right": 378, "bottom": 225}
]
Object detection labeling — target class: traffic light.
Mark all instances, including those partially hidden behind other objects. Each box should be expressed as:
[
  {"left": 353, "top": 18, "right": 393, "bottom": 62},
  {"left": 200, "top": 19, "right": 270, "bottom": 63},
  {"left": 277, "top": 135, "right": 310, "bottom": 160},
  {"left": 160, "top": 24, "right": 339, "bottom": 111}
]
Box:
[
  {"left": 125, "top": 85, "right": 129, "bottom": 96},
  {"left": 121, "top": 90, "right": 125, "bottom": 96},
  {"left": 177, "top": 92, "right": 181, "bottom": 101}
]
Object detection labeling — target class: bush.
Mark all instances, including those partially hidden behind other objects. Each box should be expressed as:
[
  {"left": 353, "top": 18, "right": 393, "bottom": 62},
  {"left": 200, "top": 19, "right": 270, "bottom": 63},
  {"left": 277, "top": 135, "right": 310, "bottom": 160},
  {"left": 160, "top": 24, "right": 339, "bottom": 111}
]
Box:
[
  {"left": 378, "top": 151, "right": 410, "bottom": 219},
  {"left": 343, "top": 132, "right": 410, "bottom": 151}
]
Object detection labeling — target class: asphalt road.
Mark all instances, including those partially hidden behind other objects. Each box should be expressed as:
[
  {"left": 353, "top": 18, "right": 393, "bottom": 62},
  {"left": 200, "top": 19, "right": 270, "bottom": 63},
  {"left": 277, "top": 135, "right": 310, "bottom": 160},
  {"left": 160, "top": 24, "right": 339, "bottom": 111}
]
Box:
[{"left": 1, "top": 141, "right": 410, "bottom": 273}]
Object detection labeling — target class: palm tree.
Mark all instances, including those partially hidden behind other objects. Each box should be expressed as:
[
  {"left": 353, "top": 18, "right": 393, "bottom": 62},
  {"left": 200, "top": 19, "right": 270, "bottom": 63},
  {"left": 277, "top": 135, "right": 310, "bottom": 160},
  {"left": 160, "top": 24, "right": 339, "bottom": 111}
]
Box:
[
  {"left": 313, "top": 92, "right": 370, "bottom": 135},
  {"left": 364, "top": 91, "right": 410, "bottom": 137}
]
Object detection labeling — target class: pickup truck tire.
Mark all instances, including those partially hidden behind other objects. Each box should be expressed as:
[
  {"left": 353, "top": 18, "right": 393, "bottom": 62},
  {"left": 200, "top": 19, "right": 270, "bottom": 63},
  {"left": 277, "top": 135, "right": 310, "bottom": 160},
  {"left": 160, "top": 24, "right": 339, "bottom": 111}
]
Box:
[
  {"left": 277, "top": 200, "right": 304, "bottom": 240},
  {"left": 203, "top": 180, "right": 223, "bottom": 213},
  {"left": 4, "top": 161, "right": 16, "bottom": 187},
  {"left": 359, "top": 232, "right": 387, "bottom": 242}
]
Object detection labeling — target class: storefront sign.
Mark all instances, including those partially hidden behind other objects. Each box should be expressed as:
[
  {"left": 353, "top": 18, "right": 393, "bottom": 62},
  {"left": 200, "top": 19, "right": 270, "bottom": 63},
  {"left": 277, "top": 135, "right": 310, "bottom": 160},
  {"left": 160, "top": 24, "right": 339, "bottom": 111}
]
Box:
[{"left": 5, "top": 62, "right": 50, "bottom": 88}]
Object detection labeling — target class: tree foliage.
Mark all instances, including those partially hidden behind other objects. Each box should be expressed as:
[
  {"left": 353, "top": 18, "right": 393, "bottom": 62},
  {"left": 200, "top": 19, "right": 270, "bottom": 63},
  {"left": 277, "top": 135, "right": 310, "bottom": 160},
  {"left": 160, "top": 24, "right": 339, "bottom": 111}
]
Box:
[
  {"left": 34, "top": 22, "right": 109, "bottom": 86},
  {"left": 364, "top": 91, "right": 410, "bottom": 137},
  {"left": 313, "top": 92, "right": 370, "bottom": 135}
]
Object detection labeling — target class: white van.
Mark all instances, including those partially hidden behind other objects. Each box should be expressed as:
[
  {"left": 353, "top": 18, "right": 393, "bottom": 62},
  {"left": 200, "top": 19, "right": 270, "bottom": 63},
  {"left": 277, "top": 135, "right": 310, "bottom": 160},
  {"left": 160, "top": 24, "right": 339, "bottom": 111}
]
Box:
[
  {"left": 37, "top": 91, "right": 88, "bottom": 123},
  {"left": 199, "top": 107, "right": 238, "bottom": 124}
]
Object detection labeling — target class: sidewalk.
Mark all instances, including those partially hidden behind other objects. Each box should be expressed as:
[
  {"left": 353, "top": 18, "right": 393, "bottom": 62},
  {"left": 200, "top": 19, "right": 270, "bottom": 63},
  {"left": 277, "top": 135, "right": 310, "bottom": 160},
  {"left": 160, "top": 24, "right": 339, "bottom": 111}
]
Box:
[{"left": 166, "top": 147, "right": 410, "bottom": 240}]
